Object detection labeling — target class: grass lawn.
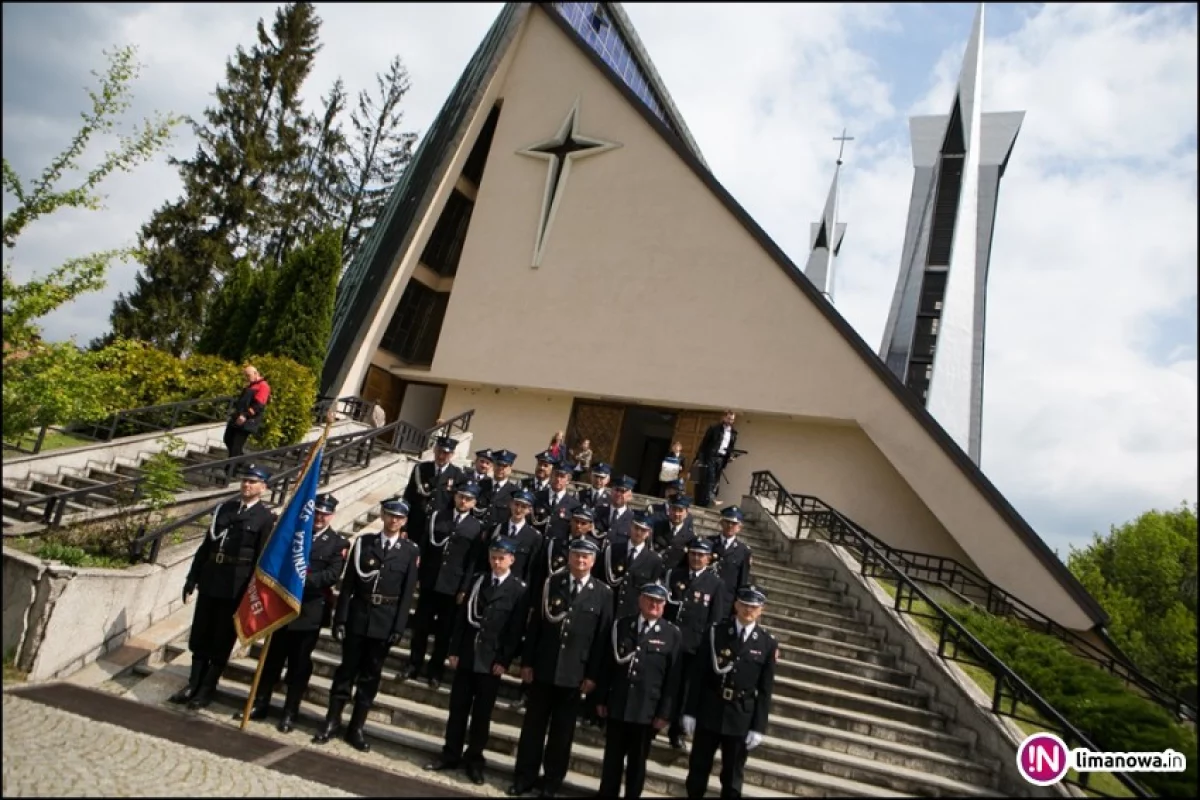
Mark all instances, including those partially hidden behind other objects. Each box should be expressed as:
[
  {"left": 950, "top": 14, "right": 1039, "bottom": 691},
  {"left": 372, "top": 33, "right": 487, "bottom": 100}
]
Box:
[
  {"left": 3, "top": 650, "right": 27, "bottom": 685},
  {"left": 2, "top": 429, "right": 95, "bottom": 460},
  {"left": 871, "top": 577, "right": 1132, "bottom": 798}
]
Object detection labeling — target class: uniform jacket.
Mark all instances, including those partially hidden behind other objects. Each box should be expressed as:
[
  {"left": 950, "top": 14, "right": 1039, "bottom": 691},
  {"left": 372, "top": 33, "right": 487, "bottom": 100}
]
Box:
[
  {"left": 538, "top": 533, "right": 603, "bottom": 587},
  {"left": 652, "top": 517, "right": 698, "bottom": 572},
  {"left": 686, "top": 620, "right": 777, "bottom": 736},
  {"left": 290, "top": 525, "right": 348, "bottom": 632},
  {"left": 577, "top": 486, "right": 611, "bottom": 510},
  {"left": 708, "top": 535, "right": 753, "bottom": 598},
  {"left": 521, "top": 475, "right": 551, "bottom": 495},
  {"left": 403, "top": 460, "right": 464, "bottom": 542},
  {"left": 450, "top": 571, "right": 529, "bottom": 674},
  {"left": 664, "top": 566, "right": 727, "bottom": 653},
  {"left": 598, "top": 615, "right": 683, "bottom": 725},
  {"left": 335, "top": 533, "right": 420, "bottom": 640},
  {"left": 487, "top": 478, "right": 523, "bottom": 520},
  {"left": 532, "top": 487, "right": 581, "bottom": 541},
  {"left": 187, "top": 499, "right": 276, "bottom": 600},
  {"left": 522, "top": 571, "right": 614, "bottom": 688},
  {"left": 228, "top": 379, "right": 271, "bottom": 434},
  {"left": 421, "top": 508, "right": 484, "bottom": 596},
  {"left": 479, "top": 516, "right": 543, "bottom": 586},
  {"left": 597, "top": 540, "right": 666, "bottom": 620},
  {"left": 593, "top": 503, "right": 634, "bottom": 544}
]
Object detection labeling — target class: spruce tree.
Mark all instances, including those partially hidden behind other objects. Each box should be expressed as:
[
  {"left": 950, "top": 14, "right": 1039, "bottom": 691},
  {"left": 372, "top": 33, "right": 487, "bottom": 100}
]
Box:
[
  {"left": 251, "top": 227, "right": 341, "bottom": 374},
  {"left": 341, "top": 55, "right": 418, "bottom": 267},
  {"left": 195, "top": 257, "right": 254, "bottom": 358}
]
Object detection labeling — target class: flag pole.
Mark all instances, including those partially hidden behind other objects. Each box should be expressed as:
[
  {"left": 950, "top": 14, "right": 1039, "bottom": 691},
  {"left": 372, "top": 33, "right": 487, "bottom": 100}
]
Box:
[{"left": 237, "top": 408, "right": 338, "bottom": 731}]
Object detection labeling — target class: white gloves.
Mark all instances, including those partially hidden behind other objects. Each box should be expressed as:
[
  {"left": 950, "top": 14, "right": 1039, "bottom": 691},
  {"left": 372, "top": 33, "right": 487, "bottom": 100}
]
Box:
[
  {"left": 745, "top": 731, "right": 764, "bottom": 750},
  {"left": 681, "top": 715, "right": 696, "bottom": 736}
]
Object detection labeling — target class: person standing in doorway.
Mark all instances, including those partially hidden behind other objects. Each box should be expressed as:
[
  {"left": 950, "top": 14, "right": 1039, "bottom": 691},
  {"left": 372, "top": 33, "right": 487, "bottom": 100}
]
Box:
[
  {"left": 657, "top": 441, "right": 686, "bottom": 498},
  {"left": 224, "top": 365, "right": 271, "bottom": 477},
  {"left": 695, "top": 411, "right": 738, "bottom": 508}
]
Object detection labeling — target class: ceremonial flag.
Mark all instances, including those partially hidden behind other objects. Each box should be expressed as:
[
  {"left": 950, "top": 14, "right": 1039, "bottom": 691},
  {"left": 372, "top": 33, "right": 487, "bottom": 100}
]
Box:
[{"left": 233, "top": 433, "right": 326, "bottom": 645}]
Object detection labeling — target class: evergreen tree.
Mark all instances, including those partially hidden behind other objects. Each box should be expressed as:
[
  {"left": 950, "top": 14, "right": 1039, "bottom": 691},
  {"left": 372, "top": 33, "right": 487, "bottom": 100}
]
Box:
[
  {"left": 225, "top": 262, "right": 276, "bottom": 363},
  {"left": 106, "top": 3, "right": 323, "bottom": 351},
  {"left": 251, "top": 227, "right": 341, "bottom": 374},
  {"left": 341, "top": 55, "right": 418, "bottom": 267},
  {"left": 195, "top": 257, "right": 254, "bottom": 359}
]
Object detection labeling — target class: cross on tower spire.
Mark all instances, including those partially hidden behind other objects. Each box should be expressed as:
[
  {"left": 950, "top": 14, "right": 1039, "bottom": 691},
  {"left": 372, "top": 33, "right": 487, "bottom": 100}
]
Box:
[{"left": 834, "top": 128, "right": 854, "bottom": 166}]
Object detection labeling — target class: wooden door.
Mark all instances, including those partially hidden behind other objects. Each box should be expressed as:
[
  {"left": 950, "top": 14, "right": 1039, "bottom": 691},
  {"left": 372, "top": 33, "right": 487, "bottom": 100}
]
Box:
[
  {"left": 672, "top": 410, "right": 723, "bottom": 497},
  {"left": 361, "top": 365, "right": 404, "bottom": 424},
  {"left": 567, "top": 401, "right": 625, "bottom": 466}
]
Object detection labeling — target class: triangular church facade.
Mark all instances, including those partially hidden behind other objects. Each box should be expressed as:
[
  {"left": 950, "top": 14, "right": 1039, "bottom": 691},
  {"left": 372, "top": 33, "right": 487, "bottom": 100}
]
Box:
[{"left": 323, "top": 2, "right": 1106, "bottom": 636}]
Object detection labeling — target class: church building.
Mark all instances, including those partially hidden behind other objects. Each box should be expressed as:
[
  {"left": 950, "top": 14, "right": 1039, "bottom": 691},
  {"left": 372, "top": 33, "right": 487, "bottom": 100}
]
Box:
[{"left": 321, "top": 2, "right": 1107, "bottom": 637}]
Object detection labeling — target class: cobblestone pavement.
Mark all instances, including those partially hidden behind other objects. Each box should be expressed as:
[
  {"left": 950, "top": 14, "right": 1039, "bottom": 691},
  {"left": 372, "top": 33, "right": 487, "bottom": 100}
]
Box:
[{"left": 2, "top": 694, "right": 355, "bottom": 798}]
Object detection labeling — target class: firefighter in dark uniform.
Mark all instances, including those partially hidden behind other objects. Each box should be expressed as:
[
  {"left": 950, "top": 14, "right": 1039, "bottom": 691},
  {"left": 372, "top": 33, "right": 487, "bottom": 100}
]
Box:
[
  {"left": 594, "top": 475, "right": 636, "bottom": 544},
  {"left": 682, "top": 586, "right": 777, "bottom": 799},
  {"left": 537, "top": 507, "right": 602, "bottom": 589},
  {"left": 532, "top": 461, "right": 581, "bottom": 542},
  {"left": 664, "top": 538, "right": 727, "bottom": 749},
  {"left": 521, "top": 451, "right": 555, "bottom": 494},
  {"left": 709, "top": 507, "right": 753, "bottom": 610},
  {"left": 243, "top": 492, "right": 348, "bottom": 732},
  {"left": 653, "top": 494, "right": 698, "bottom": 571},
  {"left": 509, "top": 537, "right": 613, "bottom": 798},
  {"left": 647, "top": 478, "right": 685, "bottom": 524},
  {"left": 313, "top": 497, "right": 419, "bottom": 752},
  {"left": 426, "top": 537, "right": 530, "bottom": 786},
  {"left": 481, "top": 489, "right": 543, "bottom": 586},
  {"left": 577, "top": 462, "right": 612, "bottom": 510},
  {"left": 403, "top": 436, "right": 464, "bottom": 548},
  {"left": 172, "top": 465, "right": 276, "bottom": 710},
  {"left": 459, "top": 449, "right": 495, "bottom": 509},
  {"left": 600, "top": 512, "right": 666, "bottom": 620},
  {"left": 486, "top": 449, "right": 522, "bottom": 528},
  {"left": 407, "top": 482, "right": 484, "bottom": 689},
  {"left": 596, "top": 582, "right": 684, "bottom": 800}
]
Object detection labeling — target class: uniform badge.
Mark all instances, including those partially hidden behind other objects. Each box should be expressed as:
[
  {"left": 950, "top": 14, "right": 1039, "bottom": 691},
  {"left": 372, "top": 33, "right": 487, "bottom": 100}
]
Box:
[
  {"left": 616, "top": 564, "right": 625, "bottom": 573},
  {"left": 368, "top": 557, "right": 378, "bottom": 567},
  {"left": 552, "top": 598, "right": 564, "bottom": 609},
  {"left": 677, "top": 582, "right": 687, "bottom": 592},
  {"left": 721, "top": 648, "right": 731, "bottom": 657},
  {"left": 558, "top": 509, "right": 567, "bottom": 518},
  {"left": 703, "top": 594, "right": 711, "bottom": 603}
]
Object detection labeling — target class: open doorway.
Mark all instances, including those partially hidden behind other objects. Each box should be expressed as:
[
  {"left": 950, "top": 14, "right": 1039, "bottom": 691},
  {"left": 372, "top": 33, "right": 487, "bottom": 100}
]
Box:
[{"left": 612, "top": 407, "right": 677, "bottom": 495}]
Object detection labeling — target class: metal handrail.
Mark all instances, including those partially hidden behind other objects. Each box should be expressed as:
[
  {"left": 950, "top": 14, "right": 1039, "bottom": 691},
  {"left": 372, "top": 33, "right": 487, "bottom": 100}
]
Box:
[
  {"left": 126, "top": 408, "right": 476, "bottom": 564},
  {"left": 747, "top": 470, "right": 1196, "bottom": 726},
  {"left": 748, "top": 470, "right": 1151, "bottom": 798}
]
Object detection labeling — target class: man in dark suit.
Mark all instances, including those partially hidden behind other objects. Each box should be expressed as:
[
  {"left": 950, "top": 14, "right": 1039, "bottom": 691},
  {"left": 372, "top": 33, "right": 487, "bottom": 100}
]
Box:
[
  {"left": 481, "top": 489, "right": 543, "bottom": 586},
  {"left": 599, "top": 512, "right": 666, "bottom": 620},
  {"left": 695, "top": 411, "right": 738, "bottom": 508},
  {"left": 313, "top": 498, "right": 420, "bottom": 752},
  {"left": 243, "top": 492, "right": 348, "bottom": 732},
  {"left": 536, "top": 507, "right": 601, "bottom": 589},
  {"left": 577, "top": 462, "right": 612, "bottom": 510},
  {"left": 664, "top": 539, "right": 727, "bottom": 749},
  {"left": 172, "top": 465, "right": 276, "bottom": 710},
  {"left": 458, "top": 449, "right": 495, "bottom": 511},
  {"left": 652, "top": 494, "right": 698, "bottom": 571},
  {"left": 521, "top": 451, "right": 556, "bottom": 495},
  {"left": 594, "top": 475, "right": 636, "bottom": 544},
  {"left": 531, "top": 462, "right": 581, "bottom": 542},
  {"left": 596, "top": 583, "right": 684, "bottom": 800},
  {"left": 682, "top": 586, "right": 777, "bottom": 799},
  {"left": 485, "top": 449, "right": 522, "bottom": 528},
  {"left": 646, "top": 478, "right": 684, "bottom": 525},
  {"left": 509, "top": 538, "right": 613, "bottom": 798},
  {"left": 426, "top": 538, "right": 530, "bottom": 786},
  {"left": 709, "top": 507, "right": 753, "bottom": 610},
  {"left": 403, "top": 436, "right": 464, "bottom": 547},
  {"left": 407, "top": 483, "right": 485, "bottom": 689}
]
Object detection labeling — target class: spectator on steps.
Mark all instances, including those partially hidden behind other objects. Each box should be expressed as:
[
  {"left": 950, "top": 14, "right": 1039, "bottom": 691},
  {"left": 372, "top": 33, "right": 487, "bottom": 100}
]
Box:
[
  {"left": 657, "top": 441, "right": 686, "bottom": 498},
  {"left": 547, "top": 431, "right": 566, "bottom": 462},
  {"left": 224, "top": 365, "right": 271, "bottom": 477},
  {"left": 570, "top": 438, "right": 593, "bottom": 481}
]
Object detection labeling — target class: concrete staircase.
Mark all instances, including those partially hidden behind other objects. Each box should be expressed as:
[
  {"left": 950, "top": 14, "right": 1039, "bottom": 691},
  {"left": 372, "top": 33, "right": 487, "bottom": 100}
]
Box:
[{"left": 138, "top": 498, "right": 1009, "bottom": 798}]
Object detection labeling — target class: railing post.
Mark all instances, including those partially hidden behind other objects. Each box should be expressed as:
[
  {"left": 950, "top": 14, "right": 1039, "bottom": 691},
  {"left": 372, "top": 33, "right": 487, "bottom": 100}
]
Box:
[
  {"left": 108, "top": 411, "right": 121, "bottom": 442},
  {"left": 33, "top": 425, "right": 48, "bottom": 455}
]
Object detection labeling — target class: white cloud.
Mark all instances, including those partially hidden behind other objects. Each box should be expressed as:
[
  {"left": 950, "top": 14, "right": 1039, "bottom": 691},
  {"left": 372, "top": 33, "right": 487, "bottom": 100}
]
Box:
[{"left": 2, "top": 2, "right": 1195, "bottom": 557}]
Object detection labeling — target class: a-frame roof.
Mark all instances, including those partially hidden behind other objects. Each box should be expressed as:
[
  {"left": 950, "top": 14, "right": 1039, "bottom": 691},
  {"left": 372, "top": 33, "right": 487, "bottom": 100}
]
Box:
[{"left": 322, "top": 2, "right": 1108, "bottom": 629}]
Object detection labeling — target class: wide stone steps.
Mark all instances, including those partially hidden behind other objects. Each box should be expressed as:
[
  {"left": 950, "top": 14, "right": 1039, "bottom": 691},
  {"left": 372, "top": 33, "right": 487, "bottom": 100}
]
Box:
[{"left": 202, "top": 650, "right": 994, "bottom": 797}]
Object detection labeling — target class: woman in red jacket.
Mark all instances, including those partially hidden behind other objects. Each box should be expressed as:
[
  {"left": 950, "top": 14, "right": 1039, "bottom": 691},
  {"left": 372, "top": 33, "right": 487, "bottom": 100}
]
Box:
[{"left": 224, "top": 364, "right": 271, "bottom": 476}]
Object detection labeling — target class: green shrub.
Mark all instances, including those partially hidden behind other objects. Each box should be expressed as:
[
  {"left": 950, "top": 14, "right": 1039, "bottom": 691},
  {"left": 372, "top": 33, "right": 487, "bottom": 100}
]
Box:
[
  {"left": 245, "top": 353, "right": 317, "bottom": 449},
  {"left": 951, "top": 605, "right": 1197, "bottom": 797},
  {"left": 174, "top": 354, "right": 242, "bottom": 402}
]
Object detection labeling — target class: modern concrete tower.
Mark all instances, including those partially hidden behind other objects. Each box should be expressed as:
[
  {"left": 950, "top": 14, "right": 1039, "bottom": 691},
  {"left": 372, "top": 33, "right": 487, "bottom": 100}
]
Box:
[
  {"left": 805, "top": 131, "right": 851, "bottom": 302},
  {"left": 879, "top": 3, "right": 1024, "bottom": 466}
]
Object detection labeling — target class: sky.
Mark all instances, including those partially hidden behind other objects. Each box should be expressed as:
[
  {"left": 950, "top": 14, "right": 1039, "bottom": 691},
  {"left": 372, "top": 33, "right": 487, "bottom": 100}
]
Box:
[{"left": 2, "top": 2, "right": 1196, "bottom": 557}]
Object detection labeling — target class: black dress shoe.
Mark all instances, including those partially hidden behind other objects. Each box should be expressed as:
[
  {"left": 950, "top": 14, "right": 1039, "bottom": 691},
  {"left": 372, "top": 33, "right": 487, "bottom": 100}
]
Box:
[
  {"left": 537, "top": 786, "right": 560, "bottom": 798},
  {"left": 404, "top": 665, "right": 421, "bottom": 681},
  {"left": 187, "top": 686, "right": 215, "bottom": 711},
  {"left": 427, "top": 678, "right": 441, "bottom": 691},
  {"left": 345, "top": 727, "right": 371, "bottom": 752},
  {"left": 424, "top": 757, "right": 459, "bottom": 772},
  {"left": 276, "top": 711, "right": 296, "bottom": 734},
  {"left": 506, "top": 783, "right": 534, "bottom": 796},
  {"left": 167, "top": 686, "right": 195, "bottom": 705},
  {"left": 466, "top": 764, "right": 486, "bottom": 785},
  {"left": 669, "top": 734, "right": 685, "bottom": 750},
  {"left": 249, "top": 702, "right": 270, "bottom": 721}
]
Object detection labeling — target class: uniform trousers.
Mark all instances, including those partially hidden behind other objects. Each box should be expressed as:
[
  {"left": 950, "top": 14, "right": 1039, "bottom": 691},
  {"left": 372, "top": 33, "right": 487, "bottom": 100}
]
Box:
[
  {"left": 598, "top": 719, "right": 656, "bottom": 800},
  {"left": 408, "top": 589, "right": 456, "bottom": 679},
  {"left": 513, "top": 682, "right": 584, "bottom": 790},
  {"left": 442, "top": 667, "right": 502, "bottom": 767},
  {"left": 668, "top": 651, "right": 698, "bottom": 739},
  {"left": 256, "top": 627, "right": 321, "bottom": 707},
  {"left": 188, "top": 594, "right": 240, "bottom": 668},
  {"left": 329, "top": 631, "right": 392, "bottom": 709},
  {"left": 686, "top": 727, "right": 751, "bottom": 799}
]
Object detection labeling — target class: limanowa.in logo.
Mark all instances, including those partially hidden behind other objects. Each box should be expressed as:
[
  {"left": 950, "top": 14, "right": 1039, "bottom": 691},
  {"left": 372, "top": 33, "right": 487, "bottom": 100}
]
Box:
[{"left": 1017, "top": 732, "right": 1188, "bottom": 786}]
